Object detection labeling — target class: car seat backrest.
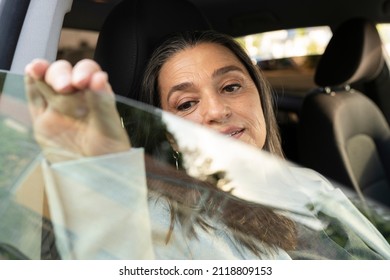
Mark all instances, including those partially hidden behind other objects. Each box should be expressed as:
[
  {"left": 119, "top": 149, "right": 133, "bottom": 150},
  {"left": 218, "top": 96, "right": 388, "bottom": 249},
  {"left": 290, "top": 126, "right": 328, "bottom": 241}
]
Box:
[
  {"left": 316, "top": 17, "right": 390, "bottom": 125},
  {"left": 299, "top": 18, "right": 390, "bottom": 207},
  {"left": 314, "top": 18, "right": 384, "bottom": 88},
  {"left": 94, "top": 0, "right": 212, "bottom": 100}
]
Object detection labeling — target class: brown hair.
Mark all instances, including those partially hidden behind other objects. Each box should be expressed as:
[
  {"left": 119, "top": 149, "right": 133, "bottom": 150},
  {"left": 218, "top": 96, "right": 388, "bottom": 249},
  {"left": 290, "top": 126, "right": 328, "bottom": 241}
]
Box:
[{"left": 145, "top": 155, "right": 296, "bottom": 257}]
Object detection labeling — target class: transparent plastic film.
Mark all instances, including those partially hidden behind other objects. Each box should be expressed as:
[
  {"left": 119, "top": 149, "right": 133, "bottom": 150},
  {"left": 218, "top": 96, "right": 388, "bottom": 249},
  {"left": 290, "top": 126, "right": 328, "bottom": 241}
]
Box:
[{"left": 1, "top": 71, "right": 390, "bottom": 260}]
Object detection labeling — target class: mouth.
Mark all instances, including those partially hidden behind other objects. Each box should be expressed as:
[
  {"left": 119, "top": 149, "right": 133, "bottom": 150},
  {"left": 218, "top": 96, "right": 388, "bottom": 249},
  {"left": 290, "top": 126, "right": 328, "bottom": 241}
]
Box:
[{"left": 226, "top": 128, "right": 245, "bottom": 138}]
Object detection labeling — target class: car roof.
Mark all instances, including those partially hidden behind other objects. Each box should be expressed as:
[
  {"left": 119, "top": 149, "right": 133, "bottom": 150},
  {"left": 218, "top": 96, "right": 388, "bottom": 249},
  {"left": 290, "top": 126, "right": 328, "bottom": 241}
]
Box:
[{"left": 63, "top": 0, "right": 390, "bottom": 36}]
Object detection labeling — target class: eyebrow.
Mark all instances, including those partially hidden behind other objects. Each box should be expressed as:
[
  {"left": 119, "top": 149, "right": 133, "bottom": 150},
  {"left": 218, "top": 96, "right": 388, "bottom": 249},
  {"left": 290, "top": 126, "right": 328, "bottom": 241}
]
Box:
[
  {"left": 212, "top": 65, "right": 244, "bottom": 78},
  {"left": 166, "top": 65, "right": 245, "bottom": 102}
]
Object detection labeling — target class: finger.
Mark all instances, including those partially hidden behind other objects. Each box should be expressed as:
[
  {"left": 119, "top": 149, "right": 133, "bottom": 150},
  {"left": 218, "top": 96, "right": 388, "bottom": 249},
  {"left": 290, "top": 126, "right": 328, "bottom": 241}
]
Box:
[
  {"left": 86, "top": 71, "right": 115, "bottom": 116},
  {"left": 90, "top": 71, "right": 113, "bottom": 94},
  {"left": 24, "top": 59, "right": 50, "bottom": 80},
  {"left": 37, "top": 79, "right": 90, "bottom": 116},
  {"left": 24, "top": 76, "right": 48, "bottom": 120},
  {"left": 34, "top": 80, "right": 66, "bottom": 107},
  {"left": 72, "top": 59, "right": 102, "bottom": 90},
  {"left": 45, "top": 60, "right": 74, "bottom": 93}
]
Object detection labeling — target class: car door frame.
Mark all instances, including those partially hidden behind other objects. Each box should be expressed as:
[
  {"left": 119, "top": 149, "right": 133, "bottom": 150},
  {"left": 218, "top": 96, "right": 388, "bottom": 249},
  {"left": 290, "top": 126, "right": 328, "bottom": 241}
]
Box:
[{"left": 0, "top": 0, "right": 73, "bottom": 74}]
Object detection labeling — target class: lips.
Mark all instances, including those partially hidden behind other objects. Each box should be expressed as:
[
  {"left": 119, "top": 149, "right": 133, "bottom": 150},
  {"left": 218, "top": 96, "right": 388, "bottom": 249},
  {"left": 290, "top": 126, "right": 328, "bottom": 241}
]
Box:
[{"left": 221, "top": 127, "right": 245, "bottom": 138}]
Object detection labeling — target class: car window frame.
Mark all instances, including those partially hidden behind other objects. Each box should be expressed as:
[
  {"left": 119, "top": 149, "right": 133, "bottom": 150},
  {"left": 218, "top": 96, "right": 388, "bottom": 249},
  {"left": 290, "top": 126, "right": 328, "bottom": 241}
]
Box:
[
  {"left": 3, "top": 0, "right": 72, "bottom": 74},
  {"left": 0, "top": 0, "right": 31, "bottom": 70}
]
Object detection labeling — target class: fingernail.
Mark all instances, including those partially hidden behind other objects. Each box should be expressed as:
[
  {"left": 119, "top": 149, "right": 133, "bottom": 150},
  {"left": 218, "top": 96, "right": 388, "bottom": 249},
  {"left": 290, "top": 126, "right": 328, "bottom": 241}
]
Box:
[
  {"left": 55, "top": 75, "right": 71, "bottom": 91},
  {"left": 73, "top": 70, "right": 89, "bottom": 84}
]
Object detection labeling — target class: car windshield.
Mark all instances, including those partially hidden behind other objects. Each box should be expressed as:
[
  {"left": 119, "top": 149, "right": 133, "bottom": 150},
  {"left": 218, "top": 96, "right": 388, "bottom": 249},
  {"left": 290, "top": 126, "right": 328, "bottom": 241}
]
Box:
[{"left": 1, "top": 71, "right": 390, "bottom": 260}]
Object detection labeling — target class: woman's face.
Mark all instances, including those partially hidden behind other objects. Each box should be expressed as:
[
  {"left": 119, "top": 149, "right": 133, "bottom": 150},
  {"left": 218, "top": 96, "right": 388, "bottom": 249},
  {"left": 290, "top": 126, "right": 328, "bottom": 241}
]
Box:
[{"left": 158, "top": 42, "right": 266, "bottom": 149}]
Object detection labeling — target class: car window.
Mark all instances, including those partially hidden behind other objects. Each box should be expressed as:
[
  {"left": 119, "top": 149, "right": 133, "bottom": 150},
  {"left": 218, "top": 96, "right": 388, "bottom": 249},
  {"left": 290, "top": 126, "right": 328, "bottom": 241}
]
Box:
[
  {"left": 376, "top": 24, "right": 390, "bottom": 65},
  {"left": 0, "top": 71, "right": 389, "bottom": 260},
  {"left": 236, "top": 26, "right": 332, "bottom": 94},
  {"left": 0, "top": 71, "right": 42, "bottom": 259},
  {"left": 0, "top": 72, "right": 39, "bottom": 190},
  {"left": 57, "top": 28, "right": 98, "bottom": 64}
]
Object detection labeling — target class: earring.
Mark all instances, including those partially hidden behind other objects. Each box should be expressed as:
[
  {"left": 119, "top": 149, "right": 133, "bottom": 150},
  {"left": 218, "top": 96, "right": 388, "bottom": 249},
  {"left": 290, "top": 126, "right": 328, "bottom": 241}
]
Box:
[
  {"left": 172, "top": 150, "right": 180, "bottom": 170},
  {"left": 120, "top": 117, "right": 125, "bottom": 129}
]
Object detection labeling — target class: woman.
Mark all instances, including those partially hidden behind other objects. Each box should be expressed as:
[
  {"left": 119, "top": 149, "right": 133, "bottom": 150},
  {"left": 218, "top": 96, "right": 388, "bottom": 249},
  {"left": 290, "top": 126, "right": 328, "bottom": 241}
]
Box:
[{"left": 24, "top": 30, "right": 390, "bottom": 260}]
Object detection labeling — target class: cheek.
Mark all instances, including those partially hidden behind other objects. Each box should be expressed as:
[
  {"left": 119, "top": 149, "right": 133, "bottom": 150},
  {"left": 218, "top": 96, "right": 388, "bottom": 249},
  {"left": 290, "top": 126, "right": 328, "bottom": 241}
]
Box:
[
  {"left": 241, "top": 96, "right": 267, "bottom": 147},
  {"left": 249, "top": 113, "right": 267, "bottom": 149},
  {"left": 180, "top": 112, "right": 204, "bottom": 124},
  {"left": 239, "top": 94, "right": 264, "bottom": 122},
  {"left": 249, "top": 109, "right": 266, "bottom": 135}
]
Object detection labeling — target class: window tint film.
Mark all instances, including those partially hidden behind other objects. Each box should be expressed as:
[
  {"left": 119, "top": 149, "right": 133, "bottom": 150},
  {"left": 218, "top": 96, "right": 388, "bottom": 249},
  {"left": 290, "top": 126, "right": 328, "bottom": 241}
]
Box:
[{"left": 1, "top": 71, "right": 389, "bottom": 260}]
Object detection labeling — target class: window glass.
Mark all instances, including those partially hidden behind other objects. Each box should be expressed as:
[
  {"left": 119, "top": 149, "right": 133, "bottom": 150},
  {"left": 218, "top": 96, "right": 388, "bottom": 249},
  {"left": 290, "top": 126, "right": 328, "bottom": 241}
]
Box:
[
  {"left": 236, "top": 26, "right": 332, "bottom": 60},
  {"left": 1, "top": 71, "right": 390, "bottom": 260},
  {"left": 57, "top": 28, "right": 99, "bottom": 64},
  {"left": 236, "top": 27, "right": 332, "bottom": 93},
  {"left": 376, "top": 24, "right": 390, "bottom": 64},
  {"left": 0, "top": 72, "right": 39, "bottom": 193}
]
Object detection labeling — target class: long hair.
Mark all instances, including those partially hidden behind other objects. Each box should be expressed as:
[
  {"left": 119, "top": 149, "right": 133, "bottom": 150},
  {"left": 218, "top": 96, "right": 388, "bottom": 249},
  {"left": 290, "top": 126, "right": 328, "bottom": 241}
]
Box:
[
  {"left": 144, "top": 154, "right": 297, "bottom": 257},
  {"left": 137, "top": 30, "right": 295, "bottom": 257}
]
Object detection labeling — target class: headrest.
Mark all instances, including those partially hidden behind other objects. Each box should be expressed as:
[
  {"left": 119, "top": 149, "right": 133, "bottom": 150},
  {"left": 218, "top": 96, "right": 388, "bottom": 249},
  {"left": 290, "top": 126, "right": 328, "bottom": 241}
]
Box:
[
  {"left": 314, "top": 18, "right": 384, "bottom": 88},
  {"left": 94, "top": 0, "right": 211, "bottom": 100}
]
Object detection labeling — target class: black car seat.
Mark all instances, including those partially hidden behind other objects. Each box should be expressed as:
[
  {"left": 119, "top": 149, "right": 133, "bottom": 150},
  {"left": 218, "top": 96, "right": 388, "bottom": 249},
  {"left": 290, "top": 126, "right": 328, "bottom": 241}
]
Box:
[
  {"left": 298, "top": 18, "right": 390, "bottom": 207},
  {"left": 93, "top": 0, "right": 212, "bottom": 100},
  {"left": 352, "top": 24, "right": 390, "bottom": 126}
]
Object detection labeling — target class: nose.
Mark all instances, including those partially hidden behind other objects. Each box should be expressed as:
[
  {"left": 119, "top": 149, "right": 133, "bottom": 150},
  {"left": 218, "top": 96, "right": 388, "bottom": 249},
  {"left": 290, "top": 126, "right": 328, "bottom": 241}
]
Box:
[{"left": 201, "top": 93, "right": 232, "bottom": 124}]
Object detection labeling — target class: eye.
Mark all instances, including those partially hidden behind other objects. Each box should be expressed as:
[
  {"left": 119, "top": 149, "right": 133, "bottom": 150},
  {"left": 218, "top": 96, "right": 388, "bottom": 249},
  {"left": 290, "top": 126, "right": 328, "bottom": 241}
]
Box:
[
  {"left": 177, "top": 100, "right": 198, "bottom": 111},
  {"left": 223, "top": 83, "right": 241, "bottom": 93}
]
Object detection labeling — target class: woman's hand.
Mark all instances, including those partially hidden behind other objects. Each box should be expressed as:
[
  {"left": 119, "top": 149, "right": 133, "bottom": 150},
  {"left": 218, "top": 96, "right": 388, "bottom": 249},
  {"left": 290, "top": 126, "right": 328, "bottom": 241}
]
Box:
[{"left": 25, "top": 59, "right": 131, "bottom": 162}]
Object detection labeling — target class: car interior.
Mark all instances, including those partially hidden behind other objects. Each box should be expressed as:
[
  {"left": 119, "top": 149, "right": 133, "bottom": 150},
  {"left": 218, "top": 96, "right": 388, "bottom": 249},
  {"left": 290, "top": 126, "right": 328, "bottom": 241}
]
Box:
[
  {"left": 57, "top": 0, "right": 390, "bottom": 209},
  {"left": 299, "top": 17, "right": 390, "bottom": 207},
  {"left": 93, "top": 0, "right": 212, "bottom": 100},
  {"left": 4, "top": 0, "right": 390, "bottom": 207},
  {"left": 1, "top": 0, "right": 390, "bottom": 260}
]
